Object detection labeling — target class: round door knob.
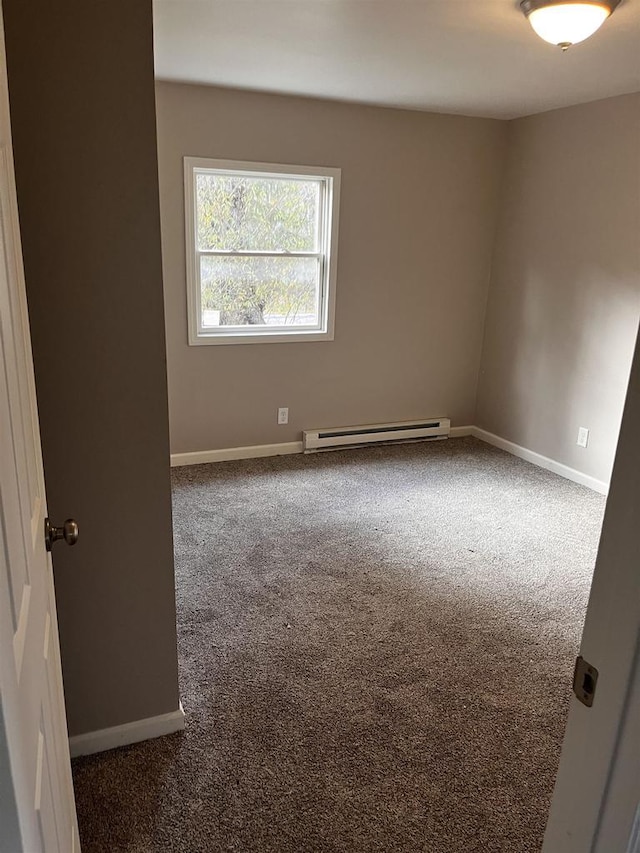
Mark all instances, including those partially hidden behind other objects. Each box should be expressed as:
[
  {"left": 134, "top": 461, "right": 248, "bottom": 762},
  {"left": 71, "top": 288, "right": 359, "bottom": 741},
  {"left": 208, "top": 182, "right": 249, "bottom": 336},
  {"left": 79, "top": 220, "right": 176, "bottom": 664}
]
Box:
[{"left": 44, "top": 518, "right": 79, "bottom": 552}]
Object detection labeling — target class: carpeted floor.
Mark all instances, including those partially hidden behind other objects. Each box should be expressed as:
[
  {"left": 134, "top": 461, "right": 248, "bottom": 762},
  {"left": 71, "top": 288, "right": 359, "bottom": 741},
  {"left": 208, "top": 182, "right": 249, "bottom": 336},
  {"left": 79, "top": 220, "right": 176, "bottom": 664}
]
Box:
[{"left": 72, "top": 437, "right": 606, "bottom": 853}]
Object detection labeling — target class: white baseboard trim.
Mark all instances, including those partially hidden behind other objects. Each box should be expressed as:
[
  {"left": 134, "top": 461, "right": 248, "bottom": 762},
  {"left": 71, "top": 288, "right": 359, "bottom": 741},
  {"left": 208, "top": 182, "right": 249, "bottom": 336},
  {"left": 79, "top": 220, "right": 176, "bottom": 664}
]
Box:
[
  {"left": 449, "top": 425, "right": 474, "bottom": 438},
  {"left": 69, "top": 702, "right": 185, "bottom": 758},
  {"left": 169, "top": 426, "right": 606, "bottom": 494},
  {"left": 171, "top": 442, "right": 303, "bottom": 467},
  {"left": 472, "top": 427, "right": 609, "bottom": 495},
  {"left": 171, "top": 429, "right": 476, "bottom": 467}
]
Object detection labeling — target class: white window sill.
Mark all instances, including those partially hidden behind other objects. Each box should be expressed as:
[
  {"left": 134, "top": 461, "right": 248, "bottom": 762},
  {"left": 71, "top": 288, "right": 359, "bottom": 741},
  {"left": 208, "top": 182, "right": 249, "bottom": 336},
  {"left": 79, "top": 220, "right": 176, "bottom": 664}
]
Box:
[{"left": 189, "top": 329, "right": 335, "bottom": 346}]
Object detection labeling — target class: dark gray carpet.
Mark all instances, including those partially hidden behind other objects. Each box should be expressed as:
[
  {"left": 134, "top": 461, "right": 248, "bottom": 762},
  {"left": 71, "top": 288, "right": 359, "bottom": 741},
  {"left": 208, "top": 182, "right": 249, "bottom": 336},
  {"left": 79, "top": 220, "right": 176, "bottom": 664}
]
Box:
[{"left": 72, "top": 437, "right": 605, "bottom": 852}]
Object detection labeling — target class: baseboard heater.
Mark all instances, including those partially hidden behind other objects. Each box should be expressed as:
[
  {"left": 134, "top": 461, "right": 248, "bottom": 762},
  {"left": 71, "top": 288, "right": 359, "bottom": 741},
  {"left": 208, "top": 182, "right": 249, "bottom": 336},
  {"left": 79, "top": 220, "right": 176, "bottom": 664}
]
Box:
[{"left": 303, "top": 417, "right": 451, "bottom": 453}]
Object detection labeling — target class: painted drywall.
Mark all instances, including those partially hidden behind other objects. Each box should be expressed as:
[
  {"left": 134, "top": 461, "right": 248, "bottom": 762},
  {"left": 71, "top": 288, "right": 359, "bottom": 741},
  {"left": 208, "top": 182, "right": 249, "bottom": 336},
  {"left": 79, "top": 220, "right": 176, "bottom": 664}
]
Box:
[
  {"left": 3, "top": 0, "right": 180, "bottom": 736},
  {"left": 156, "top": 82, "right": 507, "bottom": 454},
  {"left": 477, "top": 94, "right": 640, "bottom": 485}
]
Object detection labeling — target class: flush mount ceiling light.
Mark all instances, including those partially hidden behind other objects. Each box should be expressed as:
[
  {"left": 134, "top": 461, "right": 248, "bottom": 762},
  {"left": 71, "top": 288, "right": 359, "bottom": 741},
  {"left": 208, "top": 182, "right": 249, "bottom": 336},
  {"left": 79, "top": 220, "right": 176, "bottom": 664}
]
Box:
[{"left": 520, "top": 0, "right": 621, "bottom": 50}]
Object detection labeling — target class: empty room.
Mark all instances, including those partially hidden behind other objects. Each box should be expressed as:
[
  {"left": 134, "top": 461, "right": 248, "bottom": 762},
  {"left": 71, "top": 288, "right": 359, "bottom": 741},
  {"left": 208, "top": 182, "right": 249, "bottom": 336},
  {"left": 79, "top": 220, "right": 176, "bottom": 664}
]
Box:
[{"left": 1, "top": 2, "right": 639, "bottom": 853}]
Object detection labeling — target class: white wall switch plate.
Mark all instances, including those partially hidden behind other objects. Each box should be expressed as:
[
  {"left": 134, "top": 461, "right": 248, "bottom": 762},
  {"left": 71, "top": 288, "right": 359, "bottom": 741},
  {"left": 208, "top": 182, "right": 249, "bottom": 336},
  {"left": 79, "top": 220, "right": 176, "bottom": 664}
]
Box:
[
  {"left": 278, "top": 407, "right": 289, "bottom": 425},
  {"left": 577, "top": 427, "right": 589, "bottom": 448}
]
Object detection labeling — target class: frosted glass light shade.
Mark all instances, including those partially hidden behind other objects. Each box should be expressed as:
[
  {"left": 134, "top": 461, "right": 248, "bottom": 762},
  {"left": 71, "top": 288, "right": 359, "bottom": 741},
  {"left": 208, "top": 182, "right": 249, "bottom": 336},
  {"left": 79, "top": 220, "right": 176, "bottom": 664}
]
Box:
[{"left": 525, "top": 2, "right": 611, "bottom": 47}]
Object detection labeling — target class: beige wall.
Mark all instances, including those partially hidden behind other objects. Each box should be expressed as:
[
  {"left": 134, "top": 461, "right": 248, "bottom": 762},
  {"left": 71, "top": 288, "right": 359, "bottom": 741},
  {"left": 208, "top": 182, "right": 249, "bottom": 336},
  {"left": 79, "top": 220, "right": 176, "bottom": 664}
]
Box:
[
  {"left": 4, "top": 0, "right": 180, "bottom": 736},
  {"left": 156, "top": 83, "right": 506, "bottom": 453},
  {"left": 158, "top": 84, "right": 639, "bottom": 484},
  {"left": 477, "top": 94, "right": 640, "bottom": 485}
]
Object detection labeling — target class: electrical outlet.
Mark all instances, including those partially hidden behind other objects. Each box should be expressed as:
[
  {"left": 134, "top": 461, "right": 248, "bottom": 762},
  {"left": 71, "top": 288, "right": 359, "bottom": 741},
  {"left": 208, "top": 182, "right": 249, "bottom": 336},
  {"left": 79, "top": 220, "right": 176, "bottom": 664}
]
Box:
[
  {"left": 277, "top": 407, "right": 289, "bottom": 425},
  {"left": 577, "top": 427, "right": 589, "bottom": 448}
]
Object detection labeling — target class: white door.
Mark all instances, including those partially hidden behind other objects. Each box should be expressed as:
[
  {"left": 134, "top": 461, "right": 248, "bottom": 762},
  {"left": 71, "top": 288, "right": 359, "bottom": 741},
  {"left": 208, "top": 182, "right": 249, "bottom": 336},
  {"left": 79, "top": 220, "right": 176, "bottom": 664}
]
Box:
[
  {"left": 543, "top": 332, "right": 640, "bottom": 853},
  {"left": 592, "top": 645, "right": 640, "bottom": 853},
  {"left": 0, "top": 1, "right": 80, "bottom": 850}
]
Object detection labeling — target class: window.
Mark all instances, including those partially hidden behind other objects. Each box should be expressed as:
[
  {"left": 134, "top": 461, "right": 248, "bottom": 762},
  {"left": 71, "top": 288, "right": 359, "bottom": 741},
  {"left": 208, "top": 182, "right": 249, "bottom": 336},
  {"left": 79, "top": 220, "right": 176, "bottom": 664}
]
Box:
[{"left": 184, "top": 158, "right": 340, "bottom": 345}]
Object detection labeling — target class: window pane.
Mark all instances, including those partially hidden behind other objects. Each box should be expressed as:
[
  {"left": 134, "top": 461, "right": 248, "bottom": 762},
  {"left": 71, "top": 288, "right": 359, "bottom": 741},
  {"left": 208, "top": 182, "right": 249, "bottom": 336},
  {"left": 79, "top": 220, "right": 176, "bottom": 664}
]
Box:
[
  {"left": 200, "top": 256, "right": 320, "bottom": 328},
  {"left": 196, "top": 173, "right": 320, "bottom": 252}
]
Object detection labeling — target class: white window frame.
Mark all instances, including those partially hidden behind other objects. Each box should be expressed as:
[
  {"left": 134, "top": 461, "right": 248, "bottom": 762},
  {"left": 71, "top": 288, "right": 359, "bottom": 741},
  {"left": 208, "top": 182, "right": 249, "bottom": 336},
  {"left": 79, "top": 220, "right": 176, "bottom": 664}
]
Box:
[{"left": 184, "top": 157, "right": 341, "bottom": 346}]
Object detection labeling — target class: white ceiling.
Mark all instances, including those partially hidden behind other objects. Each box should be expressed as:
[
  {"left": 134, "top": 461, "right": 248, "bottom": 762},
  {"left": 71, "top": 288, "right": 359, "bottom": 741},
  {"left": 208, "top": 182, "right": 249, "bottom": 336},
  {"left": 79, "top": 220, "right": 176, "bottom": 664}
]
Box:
[{"left": 153, "top": 0, "right": 640, "bottom": 119}]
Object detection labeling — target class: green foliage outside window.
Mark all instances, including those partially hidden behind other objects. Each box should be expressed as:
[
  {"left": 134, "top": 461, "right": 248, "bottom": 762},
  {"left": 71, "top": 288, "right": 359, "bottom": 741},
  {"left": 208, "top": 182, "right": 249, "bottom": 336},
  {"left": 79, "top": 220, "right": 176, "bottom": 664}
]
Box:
[{"left": 197, "top": 174, "right": 320, "bottom": 326}]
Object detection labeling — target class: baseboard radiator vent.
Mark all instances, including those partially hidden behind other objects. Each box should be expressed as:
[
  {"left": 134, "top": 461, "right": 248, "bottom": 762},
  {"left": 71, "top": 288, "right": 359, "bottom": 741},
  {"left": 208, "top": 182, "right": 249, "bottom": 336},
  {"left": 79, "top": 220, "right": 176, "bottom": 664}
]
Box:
[{"left": 303, "top": 418, "right": 451, "bottom": 453}]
